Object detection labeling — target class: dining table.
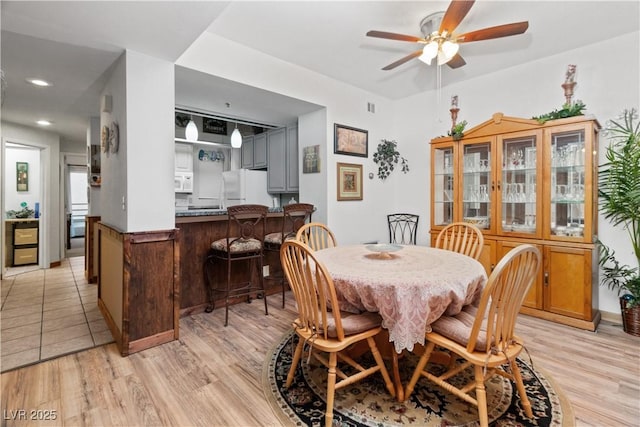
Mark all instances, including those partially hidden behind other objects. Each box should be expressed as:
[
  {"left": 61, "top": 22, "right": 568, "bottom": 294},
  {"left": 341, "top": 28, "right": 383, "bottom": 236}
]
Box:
[{"left": 314, "top": 243, "right": 487, "bottom": 400}]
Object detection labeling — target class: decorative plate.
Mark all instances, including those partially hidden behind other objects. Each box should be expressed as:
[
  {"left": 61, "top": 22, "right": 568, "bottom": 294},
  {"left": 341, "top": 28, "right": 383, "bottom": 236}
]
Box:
[{"left": 365, "top": 243, "right": 403, "bottom": 259}]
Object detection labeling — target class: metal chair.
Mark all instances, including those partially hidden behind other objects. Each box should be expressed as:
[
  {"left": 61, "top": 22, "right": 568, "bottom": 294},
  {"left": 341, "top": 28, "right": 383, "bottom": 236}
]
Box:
[
  {"left": 387, "top": 213, "right": 419, "bottom": 245},
  {"left": 264, "top": 203, "right": 314, "bottom": 307},
  {"left": 204, "top": 204, "right": 269, "bottom": 326},
  {"left": 404, "top": 244, "right": 541, "bottom": 427}
]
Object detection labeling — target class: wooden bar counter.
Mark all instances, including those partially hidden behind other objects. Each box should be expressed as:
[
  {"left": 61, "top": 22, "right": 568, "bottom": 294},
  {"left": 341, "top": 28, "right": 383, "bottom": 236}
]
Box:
[{"left": 175, "top": 208, "right": 286, "bottom": 317}]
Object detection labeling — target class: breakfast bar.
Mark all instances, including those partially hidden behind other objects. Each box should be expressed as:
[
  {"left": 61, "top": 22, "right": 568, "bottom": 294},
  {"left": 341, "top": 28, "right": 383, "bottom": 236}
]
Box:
[{"left": 175, "top": 207, "right": 288, "bottom": 316}]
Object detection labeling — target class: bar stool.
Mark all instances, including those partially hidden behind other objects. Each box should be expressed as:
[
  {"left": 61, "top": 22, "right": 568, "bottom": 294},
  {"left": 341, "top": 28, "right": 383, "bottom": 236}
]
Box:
[
  {"left": 264, "top": 203, "right": 314, "bottom": 307},
  {"left": 204, "top": 204, "right": 269, "bottom": 326}
]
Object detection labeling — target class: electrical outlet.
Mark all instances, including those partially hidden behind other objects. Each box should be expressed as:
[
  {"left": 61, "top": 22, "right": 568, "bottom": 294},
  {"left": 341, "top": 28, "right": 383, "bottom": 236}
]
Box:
[{"left": 263, "top": 265, "right": 270, "bottom": 277}]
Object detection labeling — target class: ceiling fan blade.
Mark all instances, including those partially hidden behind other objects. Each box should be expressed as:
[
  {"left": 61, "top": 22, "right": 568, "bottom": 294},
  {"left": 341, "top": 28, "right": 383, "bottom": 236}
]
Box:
[
  {"left": 457, "top": 21, "right": 529, "bottom": 43},
  {"left": 446, "top": 53, "right": 466, "bottom": 69},
  {"left": 366, "top": 30, "right": 425, "bottom": 43},
  {"left": 382, "top": 50, "right": 423, "bottom": 70},
  {"left": 439, "top": 0, "right": 475, "bottom": 34}
]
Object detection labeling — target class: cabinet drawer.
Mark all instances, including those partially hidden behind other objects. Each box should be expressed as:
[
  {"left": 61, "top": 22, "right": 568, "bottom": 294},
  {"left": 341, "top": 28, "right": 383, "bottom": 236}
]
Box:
[
  {"left": 15, "top": 228, "right": 38, "bottom": 245},
  {"left": 14, "top": 247, "right": 38, "bottom": 265}
]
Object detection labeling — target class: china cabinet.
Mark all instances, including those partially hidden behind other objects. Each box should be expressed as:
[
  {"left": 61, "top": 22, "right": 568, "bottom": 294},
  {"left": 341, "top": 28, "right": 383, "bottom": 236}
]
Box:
[{"left": 430, "top": 113, "right": 601, "bottom": 330}]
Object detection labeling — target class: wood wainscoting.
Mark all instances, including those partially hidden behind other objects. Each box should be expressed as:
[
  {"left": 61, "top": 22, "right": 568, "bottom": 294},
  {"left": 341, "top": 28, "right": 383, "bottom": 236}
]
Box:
[
  {"left": 97, "top": 223, "right": 180, "bottom": 356},
  {"left": 84, "top": 215, "right": 100, "bottom": 283}
]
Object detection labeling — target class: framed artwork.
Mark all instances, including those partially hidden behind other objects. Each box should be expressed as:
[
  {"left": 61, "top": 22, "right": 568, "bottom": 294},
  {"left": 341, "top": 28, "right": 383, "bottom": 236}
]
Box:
[
  {"left": 175, "top": 113, "right": 190, "bottom": 127},
  {"left": 16, "top": 162, "right": 28, "bottom": 191},
  {"left": 334, "top": 124, "right": 368, "bottom": 157},
  {"left": 303, "top": 145, "right": 320, "bottom": 173},
  {"left": 337, "top": 162, "right": 363, "bottom": 201},
  {"left": 202, "top": 118, "right": 227, "bottom": 135}
]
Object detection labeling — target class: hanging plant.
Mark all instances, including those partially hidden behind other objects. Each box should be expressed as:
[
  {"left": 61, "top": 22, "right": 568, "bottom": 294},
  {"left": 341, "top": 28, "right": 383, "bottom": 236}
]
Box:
[
  {"left": 447, "top": 120, "right": 468, "bottom": 141},
  {"left": 372, "top": 139, "right": 409, "bottom": 180}
]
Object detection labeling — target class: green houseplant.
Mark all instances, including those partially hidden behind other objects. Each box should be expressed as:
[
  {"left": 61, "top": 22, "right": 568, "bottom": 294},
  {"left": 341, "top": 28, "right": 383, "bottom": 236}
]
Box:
[
  {"left": 373, "top": 139, "right": 409, "bottom": 180},
  {"left": 598, "top": 108, "right": 640, "bottom": 335}
]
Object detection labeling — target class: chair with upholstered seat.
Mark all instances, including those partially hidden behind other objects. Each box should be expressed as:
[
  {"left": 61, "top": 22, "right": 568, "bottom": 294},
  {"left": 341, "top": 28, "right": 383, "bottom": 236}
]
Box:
[
  {"left": 264, "top": 203, "right": 314, "bottom": 307},
  {"left": 387, "top": 213, "right": 419, "bottom": 245},
  {"left": 295, "top": 222, "right": 337, "bottom": 251},
  {"left": 435, "top": 221, "right": 484, "bottom": 260},
  {"left": 280, "top": 240, "right": 396, "bottom": 427},
  {"left": 204, "top": 204, "right": 269, "bottom": 326},
  {"left": 404, "top": 244, "right": 541, "bottom": 427}
]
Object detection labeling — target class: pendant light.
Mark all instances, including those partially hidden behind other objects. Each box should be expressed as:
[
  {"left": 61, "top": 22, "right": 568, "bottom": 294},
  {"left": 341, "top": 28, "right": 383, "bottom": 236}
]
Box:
[
  {"left": 231, "top": 122, "right": 242, "bottom": 148},
  {"left": 185, "top": 115, "right": 198, "bottom": 141}
]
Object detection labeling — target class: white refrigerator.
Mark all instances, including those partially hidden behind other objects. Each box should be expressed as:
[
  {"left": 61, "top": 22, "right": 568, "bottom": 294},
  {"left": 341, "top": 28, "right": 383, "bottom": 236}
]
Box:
[{"left": 221, "top": 169, "right": 272, "bottom": 208}]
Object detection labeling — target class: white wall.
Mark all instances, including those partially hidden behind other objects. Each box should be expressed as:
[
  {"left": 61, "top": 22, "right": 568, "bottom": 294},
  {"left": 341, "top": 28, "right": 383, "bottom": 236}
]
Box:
[
  {"left": 298, "top": 108, "right": 328, "bottom": 224},
  {"left": 4, "top": 146, "right": 41, "bottom": 212},
  {"left": 392, "top": 31, "right": 640, "bottom": 315},
  {"left": 1, "top": 121, "right": 61, "bottom": 267},
  {"left": 177, "top": 32, "right": 396, "bottom": 244},
  {"left": 177, "top": 28, "right": 639, "bottom": 315},
  {"left": 100, "top": 50, "right": 175, "bottom": 232}
]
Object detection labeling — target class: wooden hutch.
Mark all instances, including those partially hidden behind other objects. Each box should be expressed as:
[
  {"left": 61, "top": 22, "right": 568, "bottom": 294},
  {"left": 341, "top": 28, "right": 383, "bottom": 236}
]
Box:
[{"left": 430, "top": 113, "right": 601, "bottom": 330}]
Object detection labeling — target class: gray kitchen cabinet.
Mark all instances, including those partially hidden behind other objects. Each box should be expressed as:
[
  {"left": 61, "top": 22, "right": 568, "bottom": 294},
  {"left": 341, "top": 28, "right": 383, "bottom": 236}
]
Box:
[
  {"left": 253, "top": 133, "right": 267, "bottom": 168},
  {"left": 267, "top": 126, "right": 298, "bottom": 193},
  {"left": 241, "top": 133, "right": 267, "bottom": 169},
  {"left": 241, "top": 135, "right": 255, "bottom": 169}
]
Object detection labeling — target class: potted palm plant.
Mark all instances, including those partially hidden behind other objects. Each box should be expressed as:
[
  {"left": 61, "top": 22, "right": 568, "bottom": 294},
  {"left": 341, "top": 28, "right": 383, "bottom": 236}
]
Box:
[{"left": 598, "top": 108, "right": 640, "bottom": 336}]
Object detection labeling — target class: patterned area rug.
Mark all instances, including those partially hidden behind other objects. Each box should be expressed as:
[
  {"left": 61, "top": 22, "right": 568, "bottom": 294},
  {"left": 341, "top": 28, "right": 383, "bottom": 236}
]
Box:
[{"left": 263, "top": 331, "right": 574, "bottom": 426}]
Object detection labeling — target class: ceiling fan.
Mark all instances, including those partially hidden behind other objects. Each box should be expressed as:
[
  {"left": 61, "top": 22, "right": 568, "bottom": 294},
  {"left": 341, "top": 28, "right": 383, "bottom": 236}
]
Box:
[{"left": 367, "top": 0, "right": 528, "bottom": 70}]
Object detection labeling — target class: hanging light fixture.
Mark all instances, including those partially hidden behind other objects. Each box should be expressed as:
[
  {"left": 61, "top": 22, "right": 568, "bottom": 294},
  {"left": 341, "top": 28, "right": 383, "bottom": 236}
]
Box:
[
  {"left": 418, "top": 41, "right": 439, "bottom": 65},
  {"left": 231, "top": 122, "right": 242, "bottom": 148},
  {"left": 185, "top": 115, "right": 198, "bottom": 141}
]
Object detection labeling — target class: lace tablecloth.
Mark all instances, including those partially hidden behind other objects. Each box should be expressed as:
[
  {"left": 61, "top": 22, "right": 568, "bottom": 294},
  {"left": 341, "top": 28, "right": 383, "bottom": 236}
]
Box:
[{"left": 314, "top": 245, "right": 487, "bottom": 353}]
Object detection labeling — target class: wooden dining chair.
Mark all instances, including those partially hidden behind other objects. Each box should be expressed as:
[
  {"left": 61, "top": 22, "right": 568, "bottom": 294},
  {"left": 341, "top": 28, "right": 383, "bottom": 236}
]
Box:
[
  {"left": 280, "top": 240, "right": 395, "bottom": 427},
  {"left": 435, "top": 222, "right": 484, "bottom": 260},
  {"left": 295, "top": 222, "right": 337, "bottom": 251},
  {"left": 387, "top": 213, "right": 419, "bottom": 245},
  {"left": 264, "top": 203, "right": 314, "bottom": 307},
  {"left": 404, "top": 244, "right": 541, "bottom": 427}
]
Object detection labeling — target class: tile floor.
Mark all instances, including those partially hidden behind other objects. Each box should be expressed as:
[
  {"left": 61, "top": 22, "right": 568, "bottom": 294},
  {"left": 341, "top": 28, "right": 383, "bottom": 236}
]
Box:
[{"left": 0, "top": 256, "right": 113, "bottom": 373}]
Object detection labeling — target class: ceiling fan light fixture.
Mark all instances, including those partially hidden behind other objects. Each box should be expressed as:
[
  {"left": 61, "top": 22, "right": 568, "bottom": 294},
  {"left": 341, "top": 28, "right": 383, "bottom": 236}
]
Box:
[
  {"left": 231, "top": 124, "right": 242, "bottom": 148},
  {"left": 418, "top": 41, "right": 439, "bottom": 64},
  {"left": 185, "top": 116, "right": 198, "bottom": 141},
  {"left": 441, "top": 40, "right": 459, "bottom": 59}
]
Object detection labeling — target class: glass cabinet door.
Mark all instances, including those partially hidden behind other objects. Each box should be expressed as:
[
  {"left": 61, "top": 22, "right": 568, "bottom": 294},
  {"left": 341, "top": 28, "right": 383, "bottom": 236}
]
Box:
[
  {"left": 461, "top": 141, "right": 492, "bottom": 231},
  {"left": 432, "top": 145, "right": 455, "bottom": 226},
  {"left": 549, "top": 129, "right": 587, "bottom": 239},
  {"left": 499, "top": 133, "right": 540, "bottom": 236}
]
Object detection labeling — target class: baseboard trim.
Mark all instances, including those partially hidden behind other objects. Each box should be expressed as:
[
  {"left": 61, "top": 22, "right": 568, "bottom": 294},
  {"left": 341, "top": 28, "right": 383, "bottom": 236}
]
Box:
[{"left": 599, "top": 309, "right": 622, "bottom": 325}]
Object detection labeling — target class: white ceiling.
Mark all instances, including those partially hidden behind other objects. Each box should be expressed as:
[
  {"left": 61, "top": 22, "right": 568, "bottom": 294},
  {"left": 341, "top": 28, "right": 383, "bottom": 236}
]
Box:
[{"left": 2, "top": 1, "right": 638, "bottom": 144}]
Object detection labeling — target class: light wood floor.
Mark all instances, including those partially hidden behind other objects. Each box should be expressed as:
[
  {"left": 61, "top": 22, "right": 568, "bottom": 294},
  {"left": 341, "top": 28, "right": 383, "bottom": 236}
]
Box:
[{"left": 1, "top": 294, "right": 639, "bottom": 426}]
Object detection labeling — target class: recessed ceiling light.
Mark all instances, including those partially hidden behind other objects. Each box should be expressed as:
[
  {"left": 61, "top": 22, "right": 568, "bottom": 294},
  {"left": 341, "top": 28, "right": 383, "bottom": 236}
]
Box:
[
  {"left": 36, "top": 120, "right": 52, "bottom": 126},
  {"left": 27, "top": 78, "right": 51, "bottom": 87}
]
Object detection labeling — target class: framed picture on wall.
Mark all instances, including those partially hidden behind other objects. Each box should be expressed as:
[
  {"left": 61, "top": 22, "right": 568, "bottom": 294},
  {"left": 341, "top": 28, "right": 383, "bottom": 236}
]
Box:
[
  {"left": 303, "top": 145, "right": 320, "bottom": 173},
  {"left": 337, "top": 162, "right": 363, "bottom": 201},
  {"left": 16, "top": 162, "right": 28, "bottom": 192},
  {"left": 334, "top": 123, "right": 368, "bottom": 157}
]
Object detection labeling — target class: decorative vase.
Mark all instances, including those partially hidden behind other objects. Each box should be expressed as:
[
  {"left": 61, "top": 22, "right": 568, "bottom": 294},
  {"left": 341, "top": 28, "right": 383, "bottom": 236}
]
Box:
[{"left": 620, "top": 296, "right": 640, "bottom": 337}]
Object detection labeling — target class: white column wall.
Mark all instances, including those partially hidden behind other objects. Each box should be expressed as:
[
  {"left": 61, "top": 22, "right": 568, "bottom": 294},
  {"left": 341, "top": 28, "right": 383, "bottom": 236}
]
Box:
[{"left": 100, "top": 50, "right": 175, "bottom": 232}]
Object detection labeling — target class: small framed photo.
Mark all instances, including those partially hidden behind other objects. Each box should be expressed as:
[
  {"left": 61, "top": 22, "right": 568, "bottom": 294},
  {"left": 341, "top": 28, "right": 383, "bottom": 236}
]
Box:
[
  {"left": 202, "top": 118, "right": 227, "bottom": 135},
  {"left": 337, "top": 162, "right": 363, "bottom": 201},
  {"left": 334, "top": 124, "right": 368, "bottom": 157},
  {"left": 303, "top": 145, "right": 320, "bottom": 173},
  {"left": 16, "top": 162, "right": 28, "bottom": 192}
]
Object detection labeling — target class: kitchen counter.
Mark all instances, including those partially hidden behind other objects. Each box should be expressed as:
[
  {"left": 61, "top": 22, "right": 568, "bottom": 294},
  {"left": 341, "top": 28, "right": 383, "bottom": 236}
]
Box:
[{"left": 175, "top": 209, "right": 287, "bottom": 315}]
